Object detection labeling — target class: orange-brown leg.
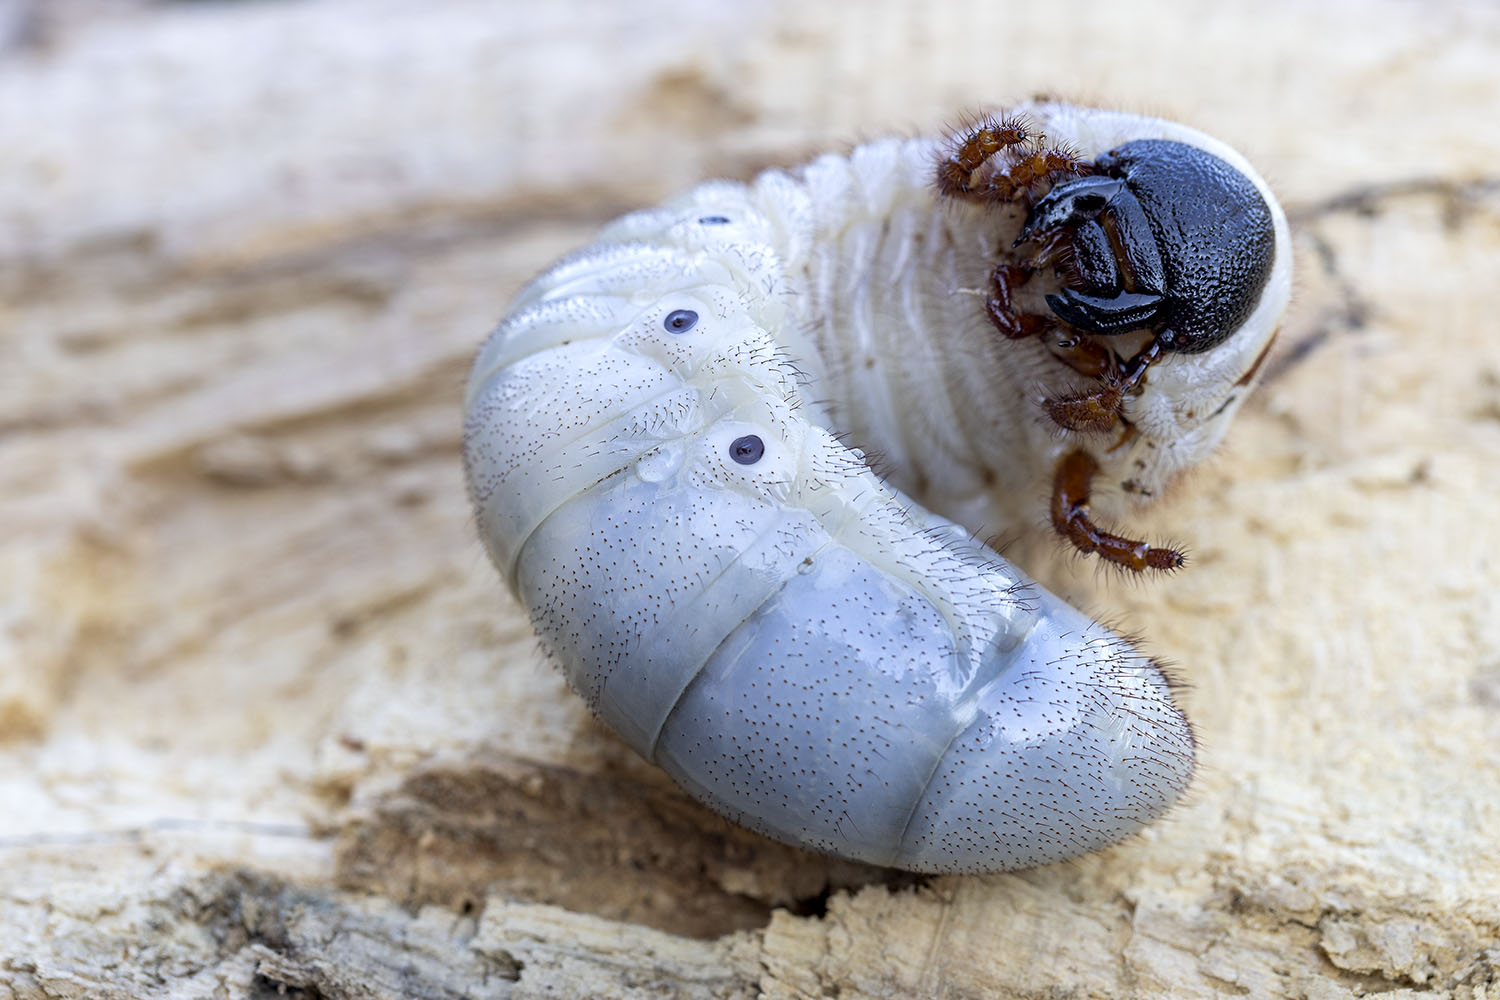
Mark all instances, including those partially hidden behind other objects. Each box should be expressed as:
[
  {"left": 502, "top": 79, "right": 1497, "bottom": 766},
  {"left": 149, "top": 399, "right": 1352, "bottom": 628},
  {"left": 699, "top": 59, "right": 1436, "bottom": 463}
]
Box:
[
  {"left": 1050, "top": 449, "right": 1184, "bottom": 572},
  {"left": 1044, "top": 385, "right": 1128, "bottom": 433},
  {"left": 1045, "top": 329, "right": 1115, "bottom": 379},
  {"left": 936, "top": 114, "right": 1093, "bottom": 205},
  {"left": 991, "top": 145, "right": 1091, "bottom": 197},
  {"left": 1044, "top": 338, "right": 1163, "bottom": 433},
  {"left": 936, "top": 114, "right": 1035, "bottom": 201},
  {"left": 986, "top": 264, "right": 1051, "bottom": 339},
  {"left": 986, "top": 264, "right": 1123, "bottom": 407},
  {"left": 968, "top": 145, "right": 1093, "bottom": 204}
]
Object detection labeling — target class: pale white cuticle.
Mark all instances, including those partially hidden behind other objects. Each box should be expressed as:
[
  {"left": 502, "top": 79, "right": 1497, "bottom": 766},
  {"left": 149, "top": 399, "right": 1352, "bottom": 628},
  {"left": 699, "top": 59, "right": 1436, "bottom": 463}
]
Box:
[{"left": 462, "top": 103, "right": 1291, "bottom": 873}]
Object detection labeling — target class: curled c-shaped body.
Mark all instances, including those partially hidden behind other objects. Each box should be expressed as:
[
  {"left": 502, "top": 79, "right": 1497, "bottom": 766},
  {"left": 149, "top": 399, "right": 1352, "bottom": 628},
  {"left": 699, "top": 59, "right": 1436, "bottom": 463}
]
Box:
[{"left": 464, "top": 105, "right": 1289, "bottom": 872}]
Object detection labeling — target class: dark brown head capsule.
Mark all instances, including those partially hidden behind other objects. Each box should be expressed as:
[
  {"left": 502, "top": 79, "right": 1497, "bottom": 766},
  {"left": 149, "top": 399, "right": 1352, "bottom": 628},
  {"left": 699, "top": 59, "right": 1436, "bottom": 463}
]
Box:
[{"left": 1017, "top": 139, "right": 1276, "bottom": 354}]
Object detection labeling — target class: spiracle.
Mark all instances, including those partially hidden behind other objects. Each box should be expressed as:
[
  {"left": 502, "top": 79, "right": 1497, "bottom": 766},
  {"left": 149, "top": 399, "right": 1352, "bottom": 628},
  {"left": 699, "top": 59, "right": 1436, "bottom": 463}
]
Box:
[{"left": 462, "top": 103, "right": 1292, "bottom": 872}]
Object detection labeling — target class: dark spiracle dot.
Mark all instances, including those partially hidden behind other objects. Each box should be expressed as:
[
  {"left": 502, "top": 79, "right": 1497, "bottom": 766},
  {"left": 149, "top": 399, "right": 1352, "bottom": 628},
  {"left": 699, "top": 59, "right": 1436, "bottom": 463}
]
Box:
[
  {"left": 697, "top": 215, "right": 731, "bottom": 225},
  {"left": 664, "top": 309, "right": 698, "bottom": 334},
  {"left": 729, "top": 434, "right": 765, "bottom": 466}
]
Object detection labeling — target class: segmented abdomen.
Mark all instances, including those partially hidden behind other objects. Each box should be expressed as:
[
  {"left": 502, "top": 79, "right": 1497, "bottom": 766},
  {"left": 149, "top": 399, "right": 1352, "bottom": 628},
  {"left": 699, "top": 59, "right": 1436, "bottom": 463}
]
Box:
[{"left": 462, "top": 150, "right": 1195, "bottom": 873}]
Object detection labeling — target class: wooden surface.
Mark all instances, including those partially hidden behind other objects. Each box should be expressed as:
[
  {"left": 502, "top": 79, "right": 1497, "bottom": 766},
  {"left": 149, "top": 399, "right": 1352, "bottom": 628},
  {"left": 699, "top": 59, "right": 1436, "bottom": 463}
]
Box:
[{"left": 2, "top": 0, "right": 1498, "bottom": 996}]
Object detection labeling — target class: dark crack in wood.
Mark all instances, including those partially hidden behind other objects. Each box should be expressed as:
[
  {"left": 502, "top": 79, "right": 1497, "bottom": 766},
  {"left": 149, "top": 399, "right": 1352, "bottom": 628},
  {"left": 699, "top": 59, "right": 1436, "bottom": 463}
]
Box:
[
  {"left": 1264, "top": 175, "right": 1500, "bottom": 385},
  {"left": 333, "top": 752, "right": 901, "bottom": 940}
]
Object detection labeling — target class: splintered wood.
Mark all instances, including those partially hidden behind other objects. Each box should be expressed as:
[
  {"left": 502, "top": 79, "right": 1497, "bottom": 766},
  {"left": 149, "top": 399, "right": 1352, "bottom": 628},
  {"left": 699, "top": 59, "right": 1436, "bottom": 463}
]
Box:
[{"left": 2, "top": 1, "right": 1498, "bottom": 996}]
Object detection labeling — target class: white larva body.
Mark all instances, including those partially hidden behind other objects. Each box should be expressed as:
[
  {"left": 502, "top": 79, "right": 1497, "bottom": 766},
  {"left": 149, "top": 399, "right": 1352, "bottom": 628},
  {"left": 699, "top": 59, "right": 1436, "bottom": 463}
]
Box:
[{"left": 463, "top": 104, "right": 1292, "bottom": 873}]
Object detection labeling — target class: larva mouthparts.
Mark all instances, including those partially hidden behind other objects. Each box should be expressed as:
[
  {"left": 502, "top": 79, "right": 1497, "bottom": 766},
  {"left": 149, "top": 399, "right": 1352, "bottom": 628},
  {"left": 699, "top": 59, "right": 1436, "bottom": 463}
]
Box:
[{"left": 463, "top": 102, "right": 1292, "bottom": 872}]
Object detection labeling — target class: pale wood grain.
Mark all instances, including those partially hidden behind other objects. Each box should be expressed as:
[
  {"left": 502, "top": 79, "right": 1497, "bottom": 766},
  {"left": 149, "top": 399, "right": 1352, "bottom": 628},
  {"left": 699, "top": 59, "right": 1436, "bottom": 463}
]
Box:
[{"left": 3, "top": 0, "right": 1497, "bottom": 996}]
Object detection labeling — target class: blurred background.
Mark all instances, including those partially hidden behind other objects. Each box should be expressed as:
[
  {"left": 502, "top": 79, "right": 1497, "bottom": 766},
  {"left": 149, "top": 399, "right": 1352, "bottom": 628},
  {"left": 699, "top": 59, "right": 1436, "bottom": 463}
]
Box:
[{"left": 2, "top": 1, "right": 1498, "bottom": 996}]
